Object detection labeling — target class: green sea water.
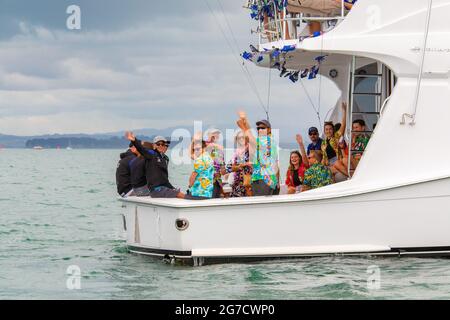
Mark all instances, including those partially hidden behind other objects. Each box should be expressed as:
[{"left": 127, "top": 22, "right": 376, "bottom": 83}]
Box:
[{"left": 1, "top": 149, "right": 450, "bottom": 300}]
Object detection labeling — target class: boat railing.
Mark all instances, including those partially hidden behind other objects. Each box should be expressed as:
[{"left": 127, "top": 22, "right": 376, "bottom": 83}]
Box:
[{"left": 244, "top": 0, "right": 349, "bottom": 47}]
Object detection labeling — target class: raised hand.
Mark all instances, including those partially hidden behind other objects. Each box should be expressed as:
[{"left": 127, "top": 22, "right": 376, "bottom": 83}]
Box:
[
  {"left": 237, "top": 110, "right": 250, "bottom": 131},
  {"left": 125, "top": 131, "right": 135, "bottom": 142},
  {"left": 238, "top": 110, "right": 247, "bottom": 120},
  {"left": 342, "top": 101, "right": 347, "bottom": 111},
  {"left": 236, "top": 119, "right": 245, "bottom": 131},
  {"left": 296, "top": 134, "right": 304, "bottom": 145}
]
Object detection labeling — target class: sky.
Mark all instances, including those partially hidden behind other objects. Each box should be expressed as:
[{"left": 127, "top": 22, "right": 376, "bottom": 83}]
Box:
[{"left": 0, "top": 0, "right": 340, "bottom": 140}]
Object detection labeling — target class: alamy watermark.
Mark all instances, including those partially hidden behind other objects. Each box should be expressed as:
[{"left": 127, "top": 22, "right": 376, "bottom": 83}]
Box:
[
  {"left": 149, "top": 120, "right": 281, "bottom": 166},
  {"left": 367, "top": 265, "right": 381, "bottom": 290},
  {"left": 66, "top": 5, "right": 81, "bottom": 30},
  {"left": 66, "top": 265, "right": 81, "bottom": 290},
  {"left": 366, "top": 5, "right": 382, "bottom": 29}
]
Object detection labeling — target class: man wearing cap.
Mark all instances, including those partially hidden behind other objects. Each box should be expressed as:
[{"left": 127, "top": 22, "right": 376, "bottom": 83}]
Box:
[
  {"left": 306, "top": 127, "right": 323, "bottom": 156},
  {"left": 125, "top": 131, "right": 186, "bottom": 199},
  {"left": 237, "top": 113, "right": 280, "bottom": 196},
  {"left": 115, "top": 142, "right": 139, "bottom": 197}
]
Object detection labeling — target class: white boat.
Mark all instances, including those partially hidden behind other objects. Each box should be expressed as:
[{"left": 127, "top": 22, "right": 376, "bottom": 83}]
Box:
[
  {"left": 33, "top": 146, "right": 44, "bottom": 150},
  {"left": 119, "top": 0, "right": 450, "bottom": 265}
]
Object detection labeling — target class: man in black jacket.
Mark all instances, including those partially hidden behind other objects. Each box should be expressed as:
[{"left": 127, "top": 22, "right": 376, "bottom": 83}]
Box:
[
  {"left": 115, "top": 143, "right": 139, "bottom": 196},
  {"left": 125, "top": 131, "right": 186, "bottom": 199}
]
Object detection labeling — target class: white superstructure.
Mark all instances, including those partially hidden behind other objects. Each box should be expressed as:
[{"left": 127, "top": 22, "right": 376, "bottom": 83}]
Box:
[{"left": 119, "top": 0, "right": 450, "bottom": 265}]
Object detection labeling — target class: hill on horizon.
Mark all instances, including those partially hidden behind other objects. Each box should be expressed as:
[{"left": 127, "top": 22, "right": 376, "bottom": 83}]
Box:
[{"left": 0, "top": 125, "right": 300, "bottom": 149}]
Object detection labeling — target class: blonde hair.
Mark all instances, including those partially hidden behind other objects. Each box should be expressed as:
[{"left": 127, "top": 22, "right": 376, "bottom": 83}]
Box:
[
  {"left": 190, "top": 139, "right": 207, "bottom": 159},
  {"left": 234, "top": 130, "right": 249, "bottom": 148}
]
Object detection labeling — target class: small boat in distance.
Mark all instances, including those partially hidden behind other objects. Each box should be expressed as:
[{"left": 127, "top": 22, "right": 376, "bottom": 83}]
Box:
[
  {"left": 66, "top": 146, "right": 73, "bottom": 150},
  {"left": 33, "top": 146, "right": 44, "bottom": 150}
]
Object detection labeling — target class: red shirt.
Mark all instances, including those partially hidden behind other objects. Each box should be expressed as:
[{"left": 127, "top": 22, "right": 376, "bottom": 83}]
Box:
[{"left": 285, "top": 163, "right": 308, "bottom": 188}]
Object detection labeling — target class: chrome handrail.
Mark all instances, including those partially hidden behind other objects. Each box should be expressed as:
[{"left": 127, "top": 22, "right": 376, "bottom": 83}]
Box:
[
  {"left": 280, "top": 16, "right": 346, "bottom": 22},
  {"left": 380, "top": 96, "right": 391, "bottom": 115},
  {"left": 253, "top": 0, "right": 348, "bottom": 45}
]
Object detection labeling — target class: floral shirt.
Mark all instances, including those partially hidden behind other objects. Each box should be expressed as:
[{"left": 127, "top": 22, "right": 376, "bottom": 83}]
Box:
[
  {"left": 206, "top": 143, "right": 225, "bottom": 185},
  {"left": 251, "top": 135, "right": 279, "bottom": 189},
  {"left": 226, "top": 147, "right": 252, "bottom": 197},
  {"left": 303, "top": 163, "right": 333, "bottom": 189},
  {"left": 321, "top": 131, "right": 342, "bottom": 165},
  {"left": 190, "top": 153, "right": 214, "bottom": 198},
  {"left": 352, "top": 134, "right": 370, "bottom": 157}
]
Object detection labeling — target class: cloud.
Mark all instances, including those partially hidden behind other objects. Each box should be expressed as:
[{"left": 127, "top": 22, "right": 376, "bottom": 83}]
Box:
[{"left": 0, "top": 0, "right": 340, "bottom": 141}]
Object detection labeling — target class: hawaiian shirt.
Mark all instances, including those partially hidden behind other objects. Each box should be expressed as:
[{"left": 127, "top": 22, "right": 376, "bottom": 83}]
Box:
[
  {"left": 321, "top": 131, "right": 342, "bottom": 165},
  {"left": 226, "top": 147, "right": 252, "bottom": 197},
  {"left": 190, "top": 153, "right": 214, "bottom": 198},
  {"left": 352, "top": 134, "right": 370, "bottom": 157},
  {"left": 251, "top": 135, "right": 279, "bottom": 189},
  {"left": 303, "top": 163, "right": 333, "bottom": 189},
  {"left": 206, "top": 143, "right": 225, "bottom": 185}
]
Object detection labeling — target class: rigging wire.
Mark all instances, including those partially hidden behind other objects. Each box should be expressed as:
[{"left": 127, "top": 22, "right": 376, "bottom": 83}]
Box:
[
  {"left": 215, "top": 0, "right": 272, "bottom": 118},
  {"left": 299, "top": 78, "right": 321, "bottom": 129},
  {"left": 212, "top": 0, "right": 327, "bottom": 126},
  {"left": 317, "top": 31, "right": 325, "bottom": 127},
  {"left": 203, "top": 0, "right": 269, "bottom": 116},
  {"left": 215, "top": 0, "right": 242, "bottom": 58},
  {"left": 266, "top": 62, "right": 272, "bottom": 121}
]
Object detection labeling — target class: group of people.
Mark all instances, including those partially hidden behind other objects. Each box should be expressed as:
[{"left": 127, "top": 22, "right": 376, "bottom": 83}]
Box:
[
  {"left": 115, "top": 104, "right": 370, "bottom": 200},
  {"left": 285, "top": 102, "right": 370, "bottom": 194}
]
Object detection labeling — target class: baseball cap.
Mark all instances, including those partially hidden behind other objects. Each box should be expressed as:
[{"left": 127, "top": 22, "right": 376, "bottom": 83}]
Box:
[
  {"left": 207, "top": 128, "right": 221, "bottom": 134},
  {"left": 153, "top": 136, "right": 170, "bottom": 144},
  {"left": 129, "top": 142, "right": 134, "bottom": 148},
  {"left": 256, "top": 119, "right": 271, "bottom": 128},
  {"left": 308, "top": 127, "right": 319, "bottom": 135},
  {"left": 204, "top": 128, "right": 222, "bottom": 142},
  {"left": 205, "top": 128, "right": 221, "bottom": 137}
]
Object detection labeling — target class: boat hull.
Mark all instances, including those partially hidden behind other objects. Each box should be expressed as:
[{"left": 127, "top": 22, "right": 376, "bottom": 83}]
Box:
[{"left": 120, "top": 177, "right": 450, "bottom": 265}]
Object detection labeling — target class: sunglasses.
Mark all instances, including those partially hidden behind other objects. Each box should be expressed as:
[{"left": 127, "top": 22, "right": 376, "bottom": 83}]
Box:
[
  {"left": 156, "top": 143, "right": 169, "bottom": 147},
  {"left": 309, "top": 132, "right": 318, "bottom": 136},
  {"left": 257, "top": 127, "right": 267, "bottom": 131}
]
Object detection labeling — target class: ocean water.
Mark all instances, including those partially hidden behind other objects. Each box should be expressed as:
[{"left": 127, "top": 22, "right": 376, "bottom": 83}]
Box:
[{"left": 1, "top": 149, "right": 450, "bottom": 300}]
